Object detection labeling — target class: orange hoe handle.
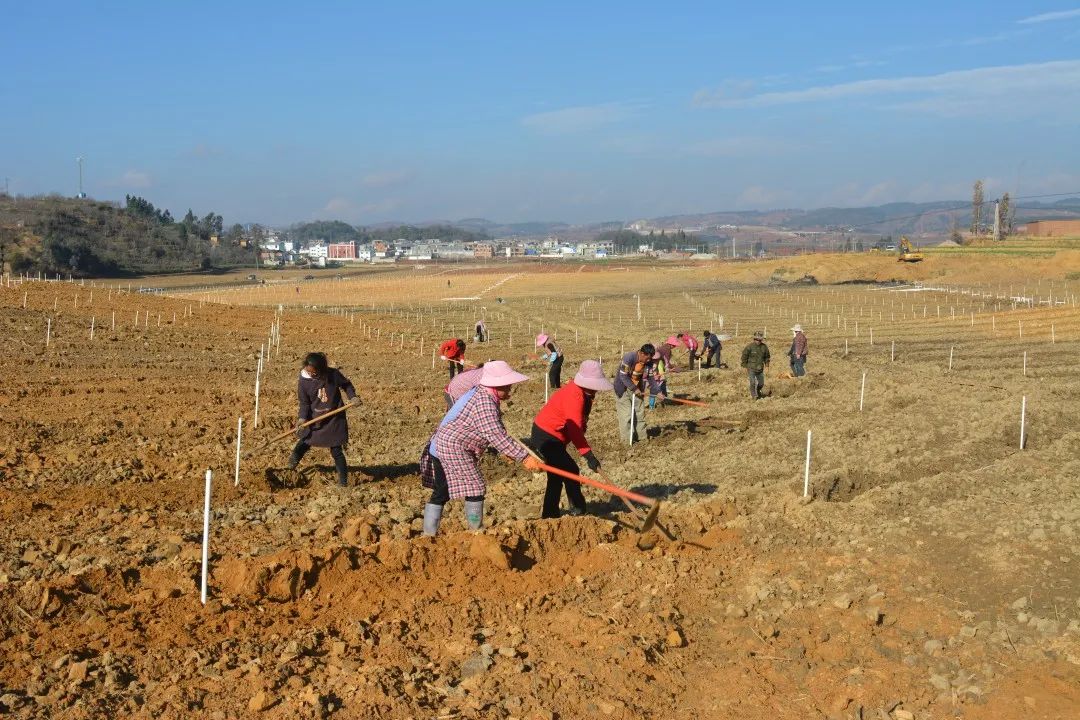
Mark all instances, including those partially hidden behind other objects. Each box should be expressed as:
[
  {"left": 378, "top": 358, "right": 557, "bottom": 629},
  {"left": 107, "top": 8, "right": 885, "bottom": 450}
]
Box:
[
  {"left": 534, "top": 460, "right": 656, "bottom": 507},
  {"left": 650, "top": 395, "right": 709, "bottom": 407}
]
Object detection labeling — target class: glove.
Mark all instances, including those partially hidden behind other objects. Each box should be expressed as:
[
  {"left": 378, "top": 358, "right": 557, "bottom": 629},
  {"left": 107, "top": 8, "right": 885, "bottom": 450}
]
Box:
[
  {"left": 522, "top": 455, "right": 543, "bottom": 472},
  {"left": 295, "top": 425, "right": 312, "bottom": 441},
  {"left": 350, "top": 395, "right": 362, "bottom": 406},
  {"left": 583, "top": 451, "right": 601, "bottom": 472}
]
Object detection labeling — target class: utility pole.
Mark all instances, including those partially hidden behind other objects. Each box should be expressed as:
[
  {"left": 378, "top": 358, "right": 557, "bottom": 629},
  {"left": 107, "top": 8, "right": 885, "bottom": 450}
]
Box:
[
  {"left": 993, "top": 200, "right": 1001, "bottom": 242},
  {"left": 76, "top": 157, "right": 86, "bottom": 198}
]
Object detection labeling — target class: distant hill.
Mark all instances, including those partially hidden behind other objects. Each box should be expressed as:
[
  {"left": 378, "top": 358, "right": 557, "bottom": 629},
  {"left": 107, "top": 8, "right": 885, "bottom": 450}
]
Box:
[{"left": 0, "top": 194, "right": 250, "bottom": 277}]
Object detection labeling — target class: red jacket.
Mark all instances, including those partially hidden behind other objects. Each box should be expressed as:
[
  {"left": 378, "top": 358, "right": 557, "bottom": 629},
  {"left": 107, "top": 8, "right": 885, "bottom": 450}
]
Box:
[
  {"left": 440, "top": 339, "right": 464, "bottom": 360},
  {"left": 534, "top": 381, "right": 593, "bottom": 455}
]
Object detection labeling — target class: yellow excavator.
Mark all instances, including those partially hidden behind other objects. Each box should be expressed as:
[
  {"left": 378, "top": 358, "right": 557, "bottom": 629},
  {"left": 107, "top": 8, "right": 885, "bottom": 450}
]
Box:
[{"left": 898, "top": 236, "right": 924, "bottom": 263}]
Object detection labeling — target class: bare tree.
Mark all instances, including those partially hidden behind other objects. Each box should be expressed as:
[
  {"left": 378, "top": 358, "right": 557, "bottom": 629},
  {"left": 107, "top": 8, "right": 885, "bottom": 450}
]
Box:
[{"left": 971, "top": 180, "right": 984, "bottom": 235}]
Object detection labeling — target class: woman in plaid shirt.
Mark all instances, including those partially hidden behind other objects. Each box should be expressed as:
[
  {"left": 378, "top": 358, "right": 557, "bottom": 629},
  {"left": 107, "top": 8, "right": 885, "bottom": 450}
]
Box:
[{"left": 420, "top": 361, "right": 542, "bottom": 535}]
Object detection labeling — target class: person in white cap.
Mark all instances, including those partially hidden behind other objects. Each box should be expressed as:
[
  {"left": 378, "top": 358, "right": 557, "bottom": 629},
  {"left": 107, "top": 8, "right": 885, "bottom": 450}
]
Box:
[
  {"left": 419, "top": 360, "right": 542, "bottom": 535},
  {"left": 530, "top": 360, "right": 613, "bottom": 518},
  {"left": 788, "top": 324, "right": 808, "bottom": 377}
]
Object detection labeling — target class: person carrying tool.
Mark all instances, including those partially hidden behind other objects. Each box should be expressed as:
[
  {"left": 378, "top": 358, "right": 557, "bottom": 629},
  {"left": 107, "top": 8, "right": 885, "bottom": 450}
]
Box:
[
  {"left": 740, "top": 330, "right": 771, "bottom": 399},
  {"left": 646, "top": 349, "right": 668, "bottom": 409},
  {"left": 474, "top": 319, "right": 487, "bottom": 343},
  {"left": 420, "top": 361, "right": 543, "bottom": 535},
  {"left": 702, "top": 330, "right": 723, "bottom": 368},
  {"left": 443, "top": 364, "right": 485, "bottom": 410},
  {"left": 439, "top": 338, "right": 467, "bottom": 379},
  {"left": 531, "top": 360, "right": 613, "bottom": 518},
  {"left": 788, "top": 324, "right": 808, "bottom": 377},
  {"left": 287, "top": 352, "right": 361, "bottom": 487},
  {"left": 613, "top": 343, "right": 654, "bottom": 444},
  {"left": 540, "top": 340, "right": 564, "bottom": 389},
  {"left": 656, "top": 336, "right": 679, "bottom": 372},
  {"left": 677, "top": 332, "right": 700, "bottom": 368}
]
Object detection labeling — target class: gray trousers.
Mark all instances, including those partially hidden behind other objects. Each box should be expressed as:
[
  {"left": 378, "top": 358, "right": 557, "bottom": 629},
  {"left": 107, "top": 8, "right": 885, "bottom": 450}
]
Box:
[
  {"left": 747, "top": 369, "right": 765, "bottom": 399},
  {"left": 616, "top": 392, "right": 646, "bottom": 444}
]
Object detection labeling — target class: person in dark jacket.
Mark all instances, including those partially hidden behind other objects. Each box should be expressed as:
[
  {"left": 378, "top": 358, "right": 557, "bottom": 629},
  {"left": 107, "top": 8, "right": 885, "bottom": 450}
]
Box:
[
  {"left": 531, "top": 360, "right": 613, "bottom": 518},
  {"left": 287, "top": 352, "right": 360, "bottom": 486},
  {"left": 702, "top": 330, "right": 723, "bottom": 368},
  {"left": 788, "top": 324, "right": 808, "bottom": 377},
  {"left": 740, "top": 331, "right": 770, "bottom": 399}
]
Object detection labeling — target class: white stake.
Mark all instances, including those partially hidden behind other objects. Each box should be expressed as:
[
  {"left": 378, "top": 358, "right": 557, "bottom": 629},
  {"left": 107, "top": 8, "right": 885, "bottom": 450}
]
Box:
[
  {"left": 46, "top": 317, "right": 51, "bottom": 347},
  {"left": 544, "top": 371, "right": 549, "bottom": 402},
  {"left": 90, "top": 316, "right": 95, "bottom": 340},
  {"left": 111, "top": 311, "right": 115, "bottom": 331},
  {"left": 949, "top": 346, "right": 954, "bottom": 370},
  {"left": 803, "top": 430, "right": 812, "bottom": 497},
  {"left": 201, "top": 469, "right": 212, "bottom": 605},
  {"left": 234, "top": 417, "right": 243, "bottom": 487},
  {"left": 431, "top": 347, "right": 436, "bottom": 369},
  {"left": 1020, "top": 396, "right": 1026, "bottom": 450},
  {"left": 1023, "top": 351, "right": 1027, "bottom": 377},
  {"left": 630, "top": 393, "right": 636, "bottom": 446},
  {"left": 1051, "top": 324, "right": 1055, "bottom": 344},
  {"left": 890, "top": 340, "right": 894, "bottom": 362},
  {"left": 859, "top": 371, "right": 866, "bottom": 412}
]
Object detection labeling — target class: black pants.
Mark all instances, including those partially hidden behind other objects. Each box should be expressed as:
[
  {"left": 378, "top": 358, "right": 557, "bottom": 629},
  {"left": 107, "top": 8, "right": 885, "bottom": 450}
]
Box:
[
  {"left": 531, "top": 424, "right": 585, "bottom": 518},
  {"left": 448, "top": 361, "right": 462, "bottom": 379},
  {"left": 705, "top": 345, "right": 721, "bottom": 367},
  {"left": 289, "top": 441, "right": 347, "bottom": 483},
  {"left": 548, "top": 356, "right": 563, "bottom": 389},
  {"left": 428, "top": 456, "right": 483, "bottom": 506}
]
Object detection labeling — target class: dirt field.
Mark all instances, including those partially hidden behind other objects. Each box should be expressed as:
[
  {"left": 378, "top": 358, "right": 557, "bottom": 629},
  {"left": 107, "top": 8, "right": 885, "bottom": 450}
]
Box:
[{"left": 2, "top": 251, "right": 1079, "bottom": 719}]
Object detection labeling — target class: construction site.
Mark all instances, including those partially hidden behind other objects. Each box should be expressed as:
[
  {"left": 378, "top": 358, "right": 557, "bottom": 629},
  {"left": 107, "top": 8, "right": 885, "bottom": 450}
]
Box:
[{"left": 2, "top": 248, "right": 1079, "bottom": 720}]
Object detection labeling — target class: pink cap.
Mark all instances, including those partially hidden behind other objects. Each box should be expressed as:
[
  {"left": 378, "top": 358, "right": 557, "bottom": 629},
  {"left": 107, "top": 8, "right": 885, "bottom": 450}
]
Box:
[
  {"left": 573, "top": 360, "right": 614, "bottom": 391},
  {"left": 535, "top": 333, "right": 549, "bottom": 347},
  {"left": 478, "top": 360, "right": 530, "bottom": 387}
]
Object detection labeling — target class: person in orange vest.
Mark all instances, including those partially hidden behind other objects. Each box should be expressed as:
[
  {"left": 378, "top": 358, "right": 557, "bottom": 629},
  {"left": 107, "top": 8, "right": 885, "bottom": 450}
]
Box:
[
  {"left": 531, "top": 360, "right": 613, "bottom": 518},
  {"left": 439, "top": 338, "right": 467, "bottom": 379}
]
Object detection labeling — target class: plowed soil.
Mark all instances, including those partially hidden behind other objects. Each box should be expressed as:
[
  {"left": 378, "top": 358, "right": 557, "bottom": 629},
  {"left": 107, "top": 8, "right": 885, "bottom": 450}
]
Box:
[{"left": 2, "top": 253, "right": 1079, "bottom": 719}]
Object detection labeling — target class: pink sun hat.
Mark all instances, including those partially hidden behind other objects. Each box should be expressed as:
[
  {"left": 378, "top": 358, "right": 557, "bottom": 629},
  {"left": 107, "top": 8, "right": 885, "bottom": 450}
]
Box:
[
  {"left": 478, "top": 360, "right": 530, "bottom": 388},
  {"left": 573, "top": 360, "right": 614, "bottom": 391},
  {"left": 535, "top": 333, "right": 549, "bottom": 347}
]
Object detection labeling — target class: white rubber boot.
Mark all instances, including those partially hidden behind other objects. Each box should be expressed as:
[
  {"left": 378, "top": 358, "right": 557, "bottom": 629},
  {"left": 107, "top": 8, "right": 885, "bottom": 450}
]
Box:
[
  {"left": 423, "top": 503, "right": 444, "bottom": 536},
  {"left": 464, "top": 500, "right": 484, "bottom": 531}
]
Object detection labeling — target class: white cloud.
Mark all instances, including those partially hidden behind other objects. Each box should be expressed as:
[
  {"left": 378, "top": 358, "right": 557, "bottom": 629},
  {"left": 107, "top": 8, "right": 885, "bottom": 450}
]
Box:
[
  {"left": 735, "top": 185, "right": 785, "bottom": 208},
  {"left": 361, "top": 170, "right": 412, "bottom": 189},
  {"left": 521, "top": 102, "right": 638, "bottom": 134},
  {"left": 1018, "top": 8, "right": 1080, "bottom": 24},
  {"left": 693, "top": 60, "right": 1080, "bottom": 117},
  {"left": 113, "top": 169, "right": 152, "bottom": 188}
]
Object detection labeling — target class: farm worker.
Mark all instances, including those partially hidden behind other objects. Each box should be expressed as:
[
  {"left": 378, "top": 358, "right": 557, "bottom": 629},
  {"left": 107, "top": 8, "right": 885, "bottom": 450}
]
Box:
[
  {"left": 702, "top": 330, "right": 723, "bottom": 368},
  {"left": 531, "top": 360, "right": 613, "bottom": 518},
  {"left": 646, "top": 350, "right": 667, "bottom": 409},
  {"left": 440, "top": 338, "right": 467, "bottom": 379},
  {"left": 443, "top": 365, "right": 485, "bottom": 410},
  {"left": 613, "top": 343, "right": 655, "bottom": 444},
  {"left": 677, "top": 332, "right": 700, "bottom": 367},
  {"left": 788, "top": 324, "right": 808, "bottom": 377},
  {"left": 474, "top": 319, "right": 487, "bottom": 343},
  {"left": 740, "top": 330, "right": 771, "bottom": 400},
  {"left": 540, "top": 340, "right": 564, "bottom": 389},
  {"left": 420, "top": 361, "right": 543, "bottom": 535},
  {"left": 288, "top": 352, "right": 360, "bottom": 487},
  {"left": 656, "top": 336, "right": 679, "bottom": 372}
]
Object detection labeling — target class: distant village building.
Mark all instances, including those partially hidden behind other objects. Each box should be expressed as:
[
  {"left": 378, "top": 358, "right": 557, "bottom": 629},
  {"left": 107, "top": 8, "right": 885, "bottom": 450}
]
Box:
[
  {"left": 327, "top": 242, "right": 357, "bottom": 261},
  {"left": 473, "top": 243, "right": 495, "bottom": 258}
]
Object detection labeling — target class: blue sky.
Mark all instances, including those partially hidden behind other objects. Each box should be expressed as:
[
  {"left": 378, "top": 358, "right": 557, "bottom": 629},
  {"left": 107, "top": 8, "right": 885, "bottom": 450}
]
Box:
[{"left": 2, "top": 1, "right": 1079, "bottom": 225}]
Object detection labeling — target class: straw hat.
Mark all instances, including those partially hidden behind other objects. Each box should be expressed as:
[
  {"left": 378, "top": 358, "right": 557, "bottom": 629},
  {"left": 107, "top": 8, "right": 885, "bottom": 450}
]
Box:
[
  {"left": 752, "top": 330, "right": 765, "bottom": 340},
  {"left": 573, "top": 360, "right": 614, "bottom": 391},
  {"left": 535, "top": 333, "right": 549, "bottom": 347},
  {"left": 478, "top": 360, "right": 530, "bottom": 387},
  {"left": 791, "top": 324, "right": 803, "bottom": 333}
]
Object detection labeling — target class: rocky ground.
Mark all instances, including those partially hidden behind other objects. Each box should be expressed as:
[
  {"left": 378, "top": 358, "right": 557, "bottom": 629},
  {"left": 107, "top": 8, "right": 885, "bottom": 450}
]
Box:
[{"left": 1, "top": 258, "right": 1078, "bottom": 719}]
